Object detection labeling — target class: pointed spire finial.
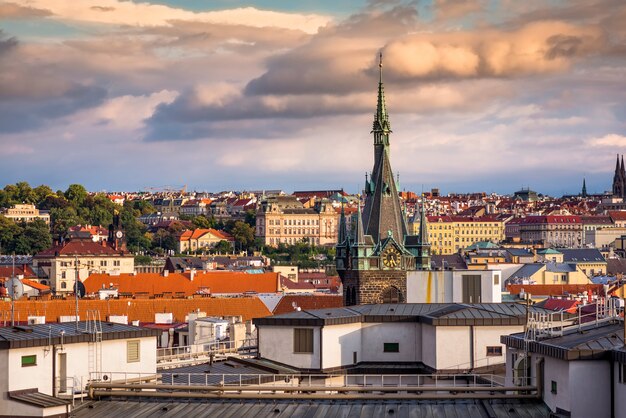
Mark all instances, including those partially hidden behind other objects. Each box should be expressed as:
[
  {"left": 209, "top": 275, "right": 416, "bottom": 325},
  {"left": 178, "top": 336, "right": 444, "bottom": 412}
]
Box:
[{"left": 379, "top": 51, "right": 383, "bottom": 83}]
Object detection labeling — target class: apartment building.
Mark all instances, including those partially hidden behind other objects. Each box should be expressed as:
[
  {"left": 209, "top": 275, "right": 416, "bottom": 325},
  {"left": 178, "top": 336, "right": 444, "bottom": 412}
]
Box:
[
  {"left": 1, "top": 204, "right": 50, "bottom": 225},
  {"left": 410, "top": 216, "right": 505, "bottom": 255},
  {"left": 256, "top": 196, "right": 339, "bottom": 247},
  {"left": 519, "top": 215, "right": 583, "bottom": 247}
]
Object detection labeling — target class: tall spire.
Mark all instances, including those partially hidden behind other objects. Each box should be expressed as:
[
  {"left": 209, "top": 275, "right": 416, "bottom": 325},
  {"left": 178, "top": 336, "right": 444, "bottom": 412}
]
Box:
[
  {"left": 372, "top": 51, "right": 391, "bottom": 145},
  {"left": 581, "top": 178, "right": 587, "bottom": 198},
  {"left": 338, "top": 201, "right": 347, "bottom": 246},
  {"left": 353, "top": 196, "right": 366, "bottom": 246},
  {"left": 621, "top": 155, "right": 625, "bottom": 176},
  {"left": 418, "top": 195, "right": 429, "bottom": 246}
]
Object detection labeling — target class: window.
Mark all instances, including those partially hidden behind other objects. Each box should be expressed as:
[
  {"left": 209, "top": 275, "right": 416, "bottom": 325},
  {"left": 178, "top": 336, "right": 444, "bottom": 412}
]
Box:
[
  {"left": 551, "top": 380, "right": 557, "bottom": 394},
  {"left": 127, "top": 340, "right": 140, "bottom": 363},
  {"left": 21, "top": 355, "right": 37, "bottom": 367},
  {"left": 294, "top": 328, "right": 314, "bottom": 353},
  {"left": 60, "top": 282, "right": 67, "bottom": 289},
  {"left": 494, "top": 275, "right": 500, "bottom": 286},
  {"left": 113, "top": 260, "right": 121, "bottom": 267},
  {"left": 383, "top": 342, "right": 400, "bottom": 353},
  {"left": 100, "top": 260, "right": 107, "bottom": 266},
  {"left": 486, "top": 346, "right": 502, "bottom": 356}
]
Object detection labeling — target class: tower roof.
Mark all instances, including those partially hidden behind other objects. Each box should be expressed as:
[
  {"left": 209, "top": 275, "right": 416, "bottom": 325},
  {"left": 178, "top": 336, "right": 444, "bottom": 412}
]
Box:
[
  {"left": 371, "top": 52, "right": 391, "bottom": 139},
  {"left": 362, "top": 53, "right": 407, "bottom": 244}
]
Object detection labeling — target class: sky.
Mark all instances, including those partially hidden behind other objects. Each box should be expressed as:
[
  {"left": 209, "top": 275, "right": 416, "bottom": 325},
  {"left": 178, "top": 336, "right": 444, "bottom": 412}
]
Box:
[{"left": 0, "top": 0, "right": 625, "bottom": 196}]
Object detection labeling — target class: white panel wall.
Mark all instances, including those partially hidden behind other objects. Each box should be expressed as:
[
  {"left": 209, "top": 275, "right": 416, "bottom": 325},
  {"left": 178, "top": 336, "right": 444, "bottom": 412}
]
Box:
[
  {"left": 473, "top": 326, "right": 522, "bottom": 369},
  {"left": 542, "top": 357, "right": 571, "bottom": 414},
  {"left": 361, "top": 323, "right": 420, "bottom": 363},
  {"left": 569, "top": 361, "right": 610, "bottom": 418},
  {"left": 421, "top": 324, "right": 437, "bottom": 370},
  {"left": 435, "top": 326, "right": 471, "bottom": 370},
  {"left": 321, "top": 323, "right": 362, "bottom": 369},
  {"left": 614, "top": 362, "right": 626, "bottom": 416},
  {"left": 407, "top": 270, "right": 501, "bottom": 303},
  {"left": 258, "top": 326, "right": 321, "bottom": 370}
]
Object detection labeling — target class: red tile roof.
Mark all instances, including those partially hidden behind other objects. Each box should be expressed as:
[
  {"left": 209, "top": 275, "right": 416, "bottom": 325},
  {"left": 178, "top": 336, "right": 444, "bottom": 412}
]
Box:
[
  {"left": 21, "top": 279, "right": 51, "bottom": 292},
  {"left": 541, "top": 298, "right": 580, "bottom": 313},
  {"left": 179, "top": 229, "right": 234, "bottom": 242},
  {"left": 518, "top": 215, "right": 582, "bottom": 225},
  {"left": 84, "top": 271, "right": 280, "bottom": 296},
  {"left": 609, "top": 211, "right": 626, "bottom": 221},
  {"left": 0, "top": 297, "right": 271, "bottom": 323},
  {"left": 35, "top": 239, "right": 129, "bottom": 257},
  {"left": 0, "top": 265, "right": 37, "bottom": 278},
  {"left": 272, "top": 295, "right": 344, "bottom": 315}
]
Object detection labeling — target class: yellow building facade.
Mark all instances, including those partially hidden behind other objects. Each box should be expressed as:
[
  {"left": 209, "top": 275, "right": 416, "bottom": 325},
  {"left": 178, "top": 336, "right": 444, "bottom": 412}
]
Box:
[{"left": 410, "top": 216, "right": 505, "bottom": 255}]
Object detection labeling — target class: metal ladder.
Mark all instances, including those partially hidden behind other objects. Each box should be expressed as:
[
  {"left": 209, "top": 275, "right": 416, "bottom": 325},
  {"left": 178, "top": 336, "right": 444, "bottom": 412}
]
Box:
[{"left": 86, "top": 310, "right": 103, "bottom": 380}]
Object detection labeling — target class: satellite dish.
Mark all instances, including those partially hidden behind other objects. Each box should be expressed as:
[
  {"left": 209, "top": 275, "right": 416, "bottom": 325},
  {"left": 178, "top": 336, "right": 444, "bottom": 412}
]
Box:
[
  {"left": 7, "top": 278, "right": 24, "bottom": 300},
  {"left": 74, "top": 281, "right": 86, "bottom": 298}
]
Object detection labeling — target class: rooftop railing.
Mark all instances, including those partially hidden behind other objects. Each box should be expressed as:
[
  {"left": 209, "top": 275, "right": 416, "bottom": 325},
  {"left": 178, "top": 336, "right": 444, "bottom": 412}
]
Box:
[{"left": 87, "top": 371, "right": 538, "bottom": 400}]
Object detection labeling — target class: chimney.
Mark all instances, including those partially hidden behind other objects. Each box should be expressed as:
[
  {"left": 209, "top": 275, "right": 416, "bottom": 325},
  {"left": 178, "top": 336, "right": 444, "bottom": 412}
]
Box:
[
  {"left": 163, "top": 270, "right": 169, "bottom": 277},
  {"left": 190, "top": 269, "right": 195, "bottom": 281}
]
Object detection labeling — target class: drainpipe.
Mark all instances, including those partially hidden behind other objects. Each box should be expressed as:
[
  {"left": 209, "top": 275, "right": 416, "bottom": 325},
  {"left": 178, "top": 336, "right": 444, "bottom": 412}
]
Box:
[
  {"left": 52, "top": 345, "right": 57, "bottom": 397},
  {"left": 319, "top": 326, "right": 323, "bottom": 372},
  {"left": 469, "top": 326, "right": 474, "bottom": 371}
]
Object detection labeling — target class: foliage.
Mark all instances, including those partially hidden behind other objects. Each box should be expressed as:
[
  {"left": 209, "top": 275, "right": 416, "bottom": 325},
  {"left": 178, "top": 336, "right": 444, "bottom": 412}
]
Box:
[
  {"left": 231, "top": 221, "right": 255, "bottom": 250},
  {"left": 134, "top": 255, "right": 153, "bottom": 265},
  {"left": 0, "top": 217, "right": 51, "bottom": 255},
  {"left": 263, "top": 242, "right": 335, "bottom": 269}
]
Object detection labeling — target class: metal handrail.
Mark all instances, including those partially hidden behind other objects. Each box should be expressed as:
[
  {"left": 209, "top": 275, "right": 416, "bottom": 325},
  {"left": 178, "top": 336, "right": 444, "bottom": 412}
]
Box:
[
  {"left": 157, "top": 338, "right": 258, "bottom": 360},
  {"left": 89, "top": 371, "right": 512, "bottom": 388}
]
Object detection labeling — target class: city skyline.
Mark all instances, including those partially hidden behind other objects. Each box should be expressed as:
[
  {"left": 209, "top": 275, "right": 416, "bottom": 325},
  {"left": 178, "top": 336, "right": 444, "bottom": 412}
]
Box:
[{"left": 1, "top": 0, "right": 625, "bottom": 195}]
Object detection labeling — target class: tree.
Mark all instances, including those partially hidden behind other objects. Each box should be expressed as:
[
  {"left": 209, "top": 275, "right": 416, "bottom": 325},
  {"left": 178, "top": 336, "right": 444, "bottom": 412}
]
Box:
[
  {"left": 50, "top": 206, "right": 80, "bottom": 236},
  {"left": 0, "top": 215, "right": 21, "bottom": 254},
  {"left": 32, "top": 185, "right": 54, "bottom": 205},
  {"left": 244, "top": 210, "right": 256, "bottom": 227},
  {"left": 213, "top": 240, "right": 232, "bottom": 254},
  {"left": 231, "top": 221, "right": 255, "bottom": 251},
  {"left": 64, "top": 184, "right": 88, "bottom": 206},
  {"left": 24, "top": 220, "right": 52, "bottom": 253},
  {"left": 192, "top": 215, "right": 215, "bottom": 229}
]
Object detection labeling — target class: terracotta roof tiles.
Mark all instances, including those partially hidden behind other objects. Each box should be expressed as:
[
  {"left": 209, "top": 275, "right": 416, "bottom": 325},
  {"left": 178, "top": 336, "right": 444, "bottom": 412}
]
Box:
[
  {"left": 84, "top": 271, "right": 280, "bottom": 296},
  {"left": 0, "top": 297, "right": 271, "bottom": 323}
]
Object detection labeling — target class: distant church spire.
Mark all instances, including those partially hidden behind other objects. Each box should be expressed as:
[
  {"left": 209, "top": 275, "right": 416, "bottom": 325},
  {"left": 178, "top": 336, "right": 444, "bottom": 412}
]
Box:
[
  {"left": 581, "top": 178, "right": 587, "bottom": 198},
  {"left": 372, "top": 52, "right": 391, "bottom": 145},
  {"left": 613, "top": 154, "right": 626, "bottom": 198}
]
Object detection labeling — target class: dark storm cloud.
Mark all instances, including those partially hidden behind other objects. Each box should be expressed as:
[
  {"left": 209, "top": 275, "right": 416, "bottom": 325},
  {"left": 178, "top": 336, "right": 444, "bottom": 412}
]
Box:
[{"left": 0, "top": 84, "right": 107, "bottom": 133}]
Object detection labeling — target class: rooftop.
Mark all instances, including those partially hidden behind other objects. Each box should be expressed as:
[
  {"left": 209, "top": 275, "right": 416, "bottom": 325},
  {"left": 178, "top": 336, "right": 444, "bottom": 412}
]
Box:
[
  {"left": 255, "top": 303, "right": 551, "bottom": 327},
  {"left": 73, "top": 399, "right": 551, "bottom": 418},
  {"left": 0, "top": 321, "right": 158, "bottom": 349}
]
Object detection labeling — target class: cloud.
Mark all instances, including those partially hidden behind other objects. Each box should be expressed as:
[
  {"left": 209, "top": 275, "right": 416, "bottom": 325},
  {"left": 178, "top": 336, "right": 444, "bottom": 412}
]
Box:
[
  {"left": 588, "top": 134, "right": 626, "bottom": 148},
  {"left": 434, "top": 0, "right": 484, "bottom": 20},
  {"left": 383, "top": 21, "right": 603, "bottom": 80},
  {"left": 0, "top": 2, "right": 51, "bottom": 19},
  {"left": 11, "top": 0, "right": 332, "bottom": 34}
]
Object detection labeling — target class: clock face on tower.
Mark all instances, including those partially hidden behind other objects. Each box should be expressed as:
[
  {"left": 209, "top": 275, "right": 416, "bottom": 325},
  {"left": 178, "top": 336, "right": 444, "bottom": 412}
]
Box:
[
  {"left": 382, "top": 246, "right": 401, "bottom": 268},
  {"left": 115, "top": 230, "right": 123, "bottom": 239}
]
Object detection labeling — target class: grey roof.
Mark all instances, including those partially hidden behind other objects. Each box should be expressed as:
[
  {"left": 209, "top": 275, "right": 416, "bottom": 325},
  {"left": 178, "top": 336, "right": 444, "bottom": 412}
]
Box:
[
  {"left": 73, "top": 399, "right": 551, "bottom": 418},
  {"left": 503, "top": 322, "right": 625, "bottom": 361},
  {"left": 509, "top": 264, "right": 544, "bottom": 279},
  {"left": 0, "top": 322, "right": 159, "bottom": 349},
  {"left": 9, "top": 389, "right": 70, "bottom": 408},
  {"left": 431, "top": 254, "right": 468, "bottom": 270},
  {"left": 607, "top": 258, "right": 626, "bottom": 275},
  {"left": 556, "top": 248, "right": 606, "bottom": 263},
  {"left": 545, "top": 262, "right": 577, "bottom": 273},
  {"left": 255, "top": 303, "right": 551, "bottom": 327},
  {"left": 506, "top": 248, "right": 533, "bottom": 257}
]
